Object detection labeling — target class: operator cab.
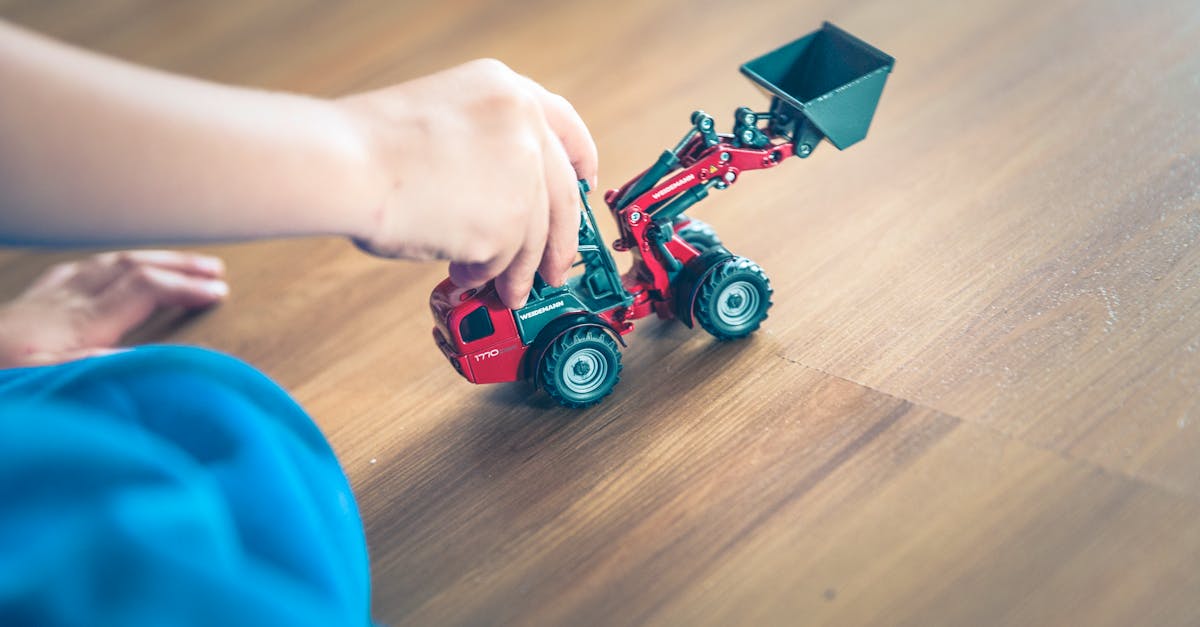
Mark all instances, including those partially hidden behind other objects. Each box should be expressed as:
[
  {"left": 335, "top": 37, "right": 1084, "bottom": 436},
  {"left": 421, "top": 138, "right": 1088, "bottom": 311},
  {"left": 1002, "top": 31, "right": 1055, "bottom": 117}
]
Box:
[{"left": 559, "top": 186, "right": 631, "bottom": 313}]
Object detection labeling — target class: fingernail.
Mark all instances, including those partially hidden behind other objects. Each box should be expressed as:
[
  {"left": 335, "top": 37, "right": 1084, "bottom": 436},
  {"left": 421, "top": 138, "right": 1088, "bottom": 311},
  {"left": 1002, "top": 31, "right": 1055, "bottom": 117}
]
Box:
[
  {"left": 208, "top": 281, "right": 230, "bottom": 297},
  {"left": 199, "top": 257, "right": 225, "bottom": 274}
]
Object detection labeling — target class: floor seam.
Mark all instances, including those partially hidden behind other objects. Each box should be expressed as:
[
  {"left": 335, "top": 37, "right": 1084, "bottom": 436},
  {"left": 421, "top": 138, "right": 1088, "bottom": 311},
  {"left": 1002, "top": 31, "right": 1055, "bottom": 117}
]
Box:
[{"left": 772, "top": 350, "right": 1200, "bottom": 507}]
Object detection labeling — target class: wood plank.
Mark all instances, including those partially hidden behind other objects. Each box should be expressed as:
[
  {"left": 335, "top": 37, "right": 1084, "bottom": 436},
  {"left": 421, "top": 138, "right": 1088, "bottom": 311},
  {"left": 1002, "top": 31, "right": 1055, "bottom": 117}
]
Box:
[
  {"left": 345, "top": 344, "right": 1200, "bottom": 625},
  {"left": 745, "top": 0, "right": 1200, "bottom": 495},
  {"left": 658, "top": 402, "right": 1200, "bottom": 627}
]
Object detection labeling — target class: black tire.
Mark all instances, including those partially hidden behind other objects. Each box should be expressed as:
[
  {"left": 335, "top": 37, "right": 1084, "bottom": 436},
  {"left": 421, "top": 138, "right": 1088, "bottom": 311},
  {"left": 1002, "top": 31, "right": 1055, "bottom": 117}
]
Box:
[
  {"left": 675, "top": 217, "right": 723, "bottom": 253},
  {"left": 539, "top": 326, "right": 622, "bottom": 408},
  {"left": 694, "top": 257, "right": 773, "bottom": 340}
]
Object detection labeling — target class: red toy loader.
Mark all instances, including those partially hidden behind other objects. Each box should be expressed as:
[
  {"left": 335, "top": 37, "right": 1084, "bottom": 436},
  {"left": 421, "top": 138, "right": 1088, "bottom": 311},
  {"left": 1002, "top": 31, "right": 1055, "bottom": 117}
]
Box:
[{"left": 431, "top": 23, "right": 894, "bottom": 407}]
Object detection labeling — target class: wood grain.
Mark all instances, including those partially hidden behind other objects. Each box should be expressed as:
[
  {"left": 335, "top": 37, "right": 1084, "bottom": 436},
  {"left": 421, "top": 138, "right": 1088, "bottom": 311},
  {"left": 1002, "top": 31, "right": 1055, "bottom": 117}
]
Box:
[{"left": 2, "top": 0, "right": 1199, "bottom": 625}]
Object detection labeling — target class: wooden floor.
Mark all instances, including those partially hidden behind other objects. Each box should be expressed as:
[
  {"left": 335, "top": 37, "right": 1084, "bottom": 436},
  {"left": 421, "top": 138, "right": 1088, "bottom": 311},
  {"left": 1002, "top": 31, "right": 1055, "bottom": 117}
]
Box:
[{"left": 3, "top": 0, "right": 1199, "bottom": 624}]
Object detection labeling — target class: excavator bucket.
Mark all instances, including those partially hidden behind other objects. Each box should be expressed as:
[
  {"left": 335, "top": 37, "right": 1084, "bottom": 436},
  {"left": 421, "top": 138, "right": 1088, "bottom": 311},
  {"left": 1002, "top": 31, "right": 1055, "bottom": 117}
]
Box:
[{"left": 741, "top": 22, "right": 894, "bottom": 150}]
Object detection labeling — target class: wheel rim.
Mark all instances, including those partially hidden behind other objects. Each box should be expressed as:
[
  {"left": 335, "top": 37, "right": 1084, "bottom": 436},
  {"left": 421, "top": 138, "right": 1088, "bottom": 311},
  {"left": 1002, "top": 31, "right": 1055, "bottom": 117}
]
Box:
[
  {"left": 561, "top": 347, "right": 608, "bottom": 395},
  {"left": 716, "top": 280, "right": 760, "bottom": 327}
]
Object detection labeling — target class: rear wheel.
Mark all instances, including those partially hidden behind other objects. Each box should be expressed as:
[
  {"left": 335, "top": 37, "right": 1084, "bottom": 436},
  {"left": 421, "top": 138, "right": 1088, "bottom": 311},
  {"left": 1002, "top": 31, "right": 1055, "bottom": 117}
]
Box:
[
  {"left": 539, "top": 326, "right": 622, "bottom": 408},
  {"left": 694, "top": 257, "right": 773, "bottom": 340},
  {"left": 675, "top": 217, "right": 723, "bottom": 253}
]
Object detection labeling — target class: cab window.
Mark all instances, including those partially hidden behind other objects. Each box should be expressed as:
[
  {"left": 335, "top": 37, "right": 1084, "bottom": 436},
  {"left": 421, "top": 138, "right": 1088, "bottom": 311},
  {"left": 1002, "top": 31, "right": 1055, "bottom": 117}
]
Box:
[{"left": 459, "top": 306, "right": 494, "bottom": 343}]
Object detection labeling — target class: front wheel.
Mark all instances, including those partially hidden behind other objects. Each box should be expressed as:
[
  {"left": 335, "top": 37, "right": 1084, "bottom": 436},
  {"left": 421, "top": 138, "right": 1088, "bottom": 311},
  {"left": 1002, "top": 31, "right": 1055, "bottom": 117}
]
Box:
[
  {"left": 694, "top": 257, "right": 773, "bottom": 340},
  {"left": 539, "top": 326, "right": 622, "bottom": 408}
]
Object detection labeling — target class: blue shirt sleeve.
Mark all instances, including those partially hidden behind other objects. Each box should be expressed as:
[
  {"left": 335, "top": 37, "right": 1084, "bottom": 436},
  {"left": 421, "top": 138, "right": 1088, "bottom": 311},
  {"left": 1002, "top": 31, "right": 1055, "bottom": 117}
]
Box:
[{"left": 0, "top": 346, "right": 371, "bottom": 626}]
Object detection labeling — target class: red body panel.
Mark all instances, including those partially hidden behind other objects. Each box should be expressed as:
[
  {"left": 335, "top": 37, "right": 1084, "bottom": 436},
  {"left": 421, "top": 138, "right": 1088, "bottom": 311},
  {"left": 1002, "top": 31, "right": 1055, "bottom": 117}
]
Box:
[{"left": 430, "top": 279, "right": 527, "bottom": 384}]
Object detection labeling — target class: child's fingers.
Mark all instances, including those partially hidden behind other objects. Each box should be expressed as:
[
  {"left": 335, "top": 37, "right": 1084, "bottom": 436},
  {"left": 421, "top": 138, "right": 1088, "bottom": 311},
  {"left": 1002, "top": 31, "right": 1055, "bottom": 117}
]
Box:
[
  {"left": 22, "top": 347, "right": 125, "bottom": 367},
  {"left": 538, "top": 124, "right": 582, "bottom": 287},
  {"left": 67, "top": 250, "right": 226, "bottom": 295},
  {"left": 516, "top": 75, "right": 599, "bottom": 187},
  {"left": 493, "top": 212, "right": 546, "bottom": 310},
  {"left": 96, "top": 250, "right": 226, "bottom": 278},
  {"left": 108, "top": 264, "right": 229, "bottom": 308},
  {"left": 90, "top": 265, "right": 228, "bottom": 344},
  {"left": 494, "top": 142, "right": 556, "bottom": 308},
  {"left": 447, "top": 228, "right": 526, "bottom": 291}
]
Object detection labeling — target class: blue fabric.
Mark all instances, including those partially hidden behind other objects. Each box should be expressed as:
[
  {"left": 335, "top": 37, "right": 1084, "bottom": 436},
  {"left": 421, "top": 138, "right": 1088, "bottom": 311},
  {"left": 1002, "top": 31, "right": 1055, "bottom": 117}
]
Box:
[{"left": 0, "top": 346, "right": 371, "bottom": 626}]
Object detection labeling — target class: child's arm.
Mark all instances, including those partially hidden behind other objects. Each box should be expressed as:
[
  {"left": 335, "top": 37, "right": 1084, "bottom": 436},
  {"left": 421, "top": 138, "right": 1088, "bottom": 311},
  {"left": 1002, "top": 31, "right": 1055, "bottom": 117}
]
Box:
[{"left": 0, "top": 20, "right": 597, "bottom": 309}]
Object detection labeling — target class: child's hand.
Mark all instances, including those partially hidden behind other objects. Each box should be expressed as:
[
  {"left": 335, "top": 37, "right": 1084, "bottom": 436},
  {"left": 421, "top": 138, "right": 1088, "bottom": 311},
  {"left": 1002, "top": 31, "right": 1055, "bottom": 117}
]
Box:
[
  {"left": 0, "top": 250, "right": 228, "bottom": 368},
  {"left": 339, "top": 59, "right": 598, "bottom": 308},
  {"left": 2, "top": 22, "right": 597, "bottom": 310}
]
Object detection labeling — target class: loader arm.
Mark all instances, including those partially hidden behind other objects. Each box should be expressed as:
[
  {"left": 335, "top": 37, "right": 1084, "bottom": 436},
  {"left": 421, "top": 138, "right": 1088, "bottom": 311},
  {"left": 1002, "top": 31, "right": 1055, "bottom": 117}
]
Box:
[{"left": 609, "top": 135, "right": 797, "bottom": 297}]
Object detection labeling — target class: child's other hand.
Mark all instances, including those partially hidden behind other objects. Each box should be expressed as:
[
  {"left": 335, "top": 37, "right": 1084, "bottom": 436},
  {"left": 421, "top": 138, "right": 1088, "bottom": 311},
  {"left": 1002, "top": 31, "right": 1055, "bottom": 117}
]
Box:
[
  {"left": 339, "top": 59, "right": 598, "bottom": 309},
  {"left": 0, "top": 250, "right": 228, "bottom": 368}
]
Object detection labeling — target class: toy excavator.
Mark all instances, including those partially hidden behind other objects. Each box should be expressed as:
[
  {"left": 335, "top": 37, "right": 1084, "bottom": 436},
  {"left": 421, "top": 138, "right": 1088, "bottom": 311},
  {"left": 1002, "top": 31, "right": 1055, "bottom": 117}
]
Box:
[{"left": 430, "top": 23, "right": 894, "bottom": 407}]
